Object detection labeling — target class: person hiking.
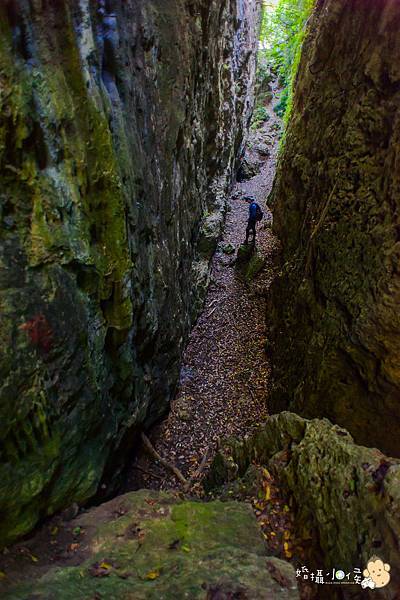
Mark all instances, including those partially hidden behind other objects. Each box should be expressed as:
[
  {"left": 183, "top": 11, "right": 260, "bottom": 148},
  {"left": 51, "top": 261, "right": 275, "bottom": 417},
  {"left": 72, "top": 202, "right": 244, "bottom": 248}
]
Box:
[{"left": 244, "top": 195, "right": 263, "bottom": 244}]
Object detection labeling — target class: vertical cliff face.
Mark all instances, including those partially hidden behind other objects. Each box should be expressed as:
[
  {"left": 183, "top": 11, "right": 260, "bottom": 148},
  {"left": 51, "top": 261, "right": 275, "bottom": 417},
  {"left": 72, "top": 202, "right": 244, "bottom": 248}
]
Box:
[
  {"left": 270, "top": 0, "right": 400, "bottom": 456},
  {"left": 0, "top": 0, "right": 260, "bottom": 545}
]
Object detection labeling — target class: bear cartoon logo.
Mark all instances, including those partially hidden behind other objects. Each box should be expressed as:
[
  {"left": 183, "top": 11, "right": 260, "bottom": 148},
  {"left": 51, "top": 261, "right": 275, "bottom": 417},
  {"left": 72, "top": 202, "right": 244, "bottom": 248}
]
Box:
[{"left": 361, "top": 556, "right": 391, "bottom": 590}]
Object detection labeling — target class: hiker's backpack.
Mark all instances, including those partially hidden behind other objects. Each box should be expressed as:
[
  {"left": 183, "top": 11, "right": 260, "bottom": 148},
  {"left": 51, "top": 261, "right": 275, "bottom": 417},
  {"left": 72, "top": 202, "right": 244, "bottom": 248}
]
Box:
[{"left": 255, "top": 204, "right": 263, "bottom": 222}]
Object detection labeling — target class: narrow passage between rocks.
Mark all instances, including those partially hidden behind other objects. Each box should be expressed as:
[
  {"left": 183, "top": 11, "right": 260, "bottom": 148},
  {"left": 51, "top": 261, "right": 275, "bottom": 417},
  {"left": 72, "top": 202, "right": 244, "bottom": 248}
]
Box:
[{"left": 128, "top": 82, "right": 283, "bottom": 495}]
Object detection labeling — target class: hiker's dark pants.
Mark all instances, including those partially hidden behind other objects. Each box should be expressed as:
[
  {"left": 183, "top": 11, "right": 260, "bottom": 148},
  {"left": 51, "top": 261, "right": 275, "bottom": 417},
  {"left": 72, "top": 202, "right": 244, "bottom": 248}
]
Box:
[{"left": 246, "top": 218, "right": 256, "bottom": 243}]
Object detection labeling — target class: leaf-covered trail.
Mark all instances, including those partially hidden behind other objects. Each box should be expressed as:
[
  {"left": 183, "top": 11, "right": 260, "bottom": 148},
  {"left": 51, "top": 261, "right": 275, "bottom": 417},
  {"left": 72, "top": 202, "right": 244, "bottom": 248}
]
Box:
[
  {"left": 0, "top": 86, "right": 307, "bottom": 597},
  {"left": 129, "top": 87, "right": 282, "bottom": 493}
]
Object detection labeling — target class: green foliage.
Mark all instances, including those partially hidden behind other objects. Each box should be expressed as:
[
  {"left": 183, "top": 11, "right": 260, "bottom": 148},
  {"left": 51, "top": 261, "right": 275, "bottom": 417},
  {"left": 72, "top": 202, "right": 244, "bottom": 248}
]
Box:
[
  {"left": 260, "top": 0, "right": 314, "bottom": 122},
  {"left": 254, "top": 53, "right": 274, "bottom": 100},
  {"left": 250, "top": 50, "right": 273, "bottom": 130},
  {"left": 274, "top": 86, "right": 289, "bottom": 118},
  {"left": 251, "top": 105, "right": 270, "bottom": 130}
]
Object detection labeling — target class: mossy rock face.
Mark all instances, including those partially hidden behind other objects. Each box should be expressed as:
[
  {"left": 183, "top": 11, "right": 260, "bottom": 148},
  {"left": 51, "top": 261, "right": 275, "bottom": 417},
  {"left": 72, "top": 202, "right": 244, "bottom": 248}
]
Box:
[
  {"left": 236, "top": 245, "right": 264, "bottom": 281},
  {"left": 237, "top": 243, "right": 255, "bottom": 262},
  {"left": 245, "top": 251, "right": 265, "bottom": 282},
  {"left": 1, "top": 490, "right": 299, "bottom": 599},
  {"left": 220, "top": 242, "right": 236, "bottom": 255},
  {"left": 208, "top": 412, "right": 400, "bottom": 592},
  {"left": 269, "top": 0, "right": 400, "bottom": 457},
  {"left": 0, "top": 0, "right": 261, "bottom": 545},
  {"left": 197, "top": 212, "right": 223, "bottom": 259}
]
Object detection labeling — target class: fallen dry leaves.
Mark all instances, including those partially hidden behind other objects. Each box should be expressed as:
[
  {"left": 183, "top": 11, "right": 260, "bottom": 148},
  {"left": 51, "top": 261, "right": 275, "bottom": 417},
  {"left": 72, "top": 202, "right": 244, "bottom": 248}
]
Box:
[{"left": 128, "top": 83, "right": 282, "bottom": 496}]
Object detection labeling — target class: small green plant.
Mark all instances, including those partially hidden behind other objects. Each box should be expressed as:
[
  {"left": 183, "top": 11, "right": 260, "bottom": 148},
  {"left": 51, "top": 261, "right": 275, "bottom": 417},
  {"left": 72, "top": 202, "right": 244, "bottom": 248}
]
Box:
[
  {"left": 259, "top": 0, "right": 314, "bottom": 123},
  {"left": 273, "top": 87, "right": 289, "bottom": 117},
  {"left": 251, "top": 106, "right": 270, "bottom": 130}
]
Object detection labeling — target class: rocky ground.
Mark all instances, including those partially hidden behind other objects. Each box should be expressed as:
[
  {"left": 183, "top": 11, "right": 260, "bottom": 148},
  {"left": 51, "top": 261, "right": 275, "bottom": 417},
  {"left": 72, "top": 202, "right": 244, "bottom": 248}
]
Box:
[{"left": 127, "top": 80, "right": 283, "bottom": 496}]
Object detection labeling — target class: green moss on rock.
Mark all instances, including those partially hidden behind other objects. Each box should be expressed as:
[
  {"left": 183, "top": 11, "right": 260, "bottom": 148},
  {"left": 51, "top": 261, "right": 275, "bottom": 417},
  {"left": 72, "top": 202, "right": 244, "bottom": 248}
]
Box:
[
  {"left": 2, "top": 490, "right": 299, "bottom": 599},
  {"left": 207, "top": 412, "right": 400, "bottom": 589},
  {"left": 236, "top": 244, "right": 265, "bottom": 282}
]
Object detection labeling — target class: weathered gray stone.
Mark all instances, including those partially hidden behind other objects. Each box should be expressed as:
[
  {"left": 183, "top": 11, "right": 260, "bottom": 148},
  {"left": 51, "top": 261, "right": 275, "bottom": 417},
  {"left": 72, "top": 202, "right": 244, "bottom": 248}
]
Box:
[
  {"left": 237, "top": 156, "right": 261, "bottom": 181},
  {"left": 255, "top": 142, "right": 271, "bottom": 157}
]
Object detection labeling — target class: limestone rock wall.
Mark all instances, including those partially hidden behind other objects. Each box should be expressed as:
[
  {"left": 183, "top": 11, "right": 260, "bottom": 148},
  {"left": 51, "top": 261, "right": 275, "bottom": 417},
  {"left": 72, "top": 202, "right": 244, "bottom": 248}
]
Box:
[
  {"left": 269, "top": 0, "right": 400, "bottom": 457},
  {"left": 0, "top": 0, "right": 260, "bottom": 545}
]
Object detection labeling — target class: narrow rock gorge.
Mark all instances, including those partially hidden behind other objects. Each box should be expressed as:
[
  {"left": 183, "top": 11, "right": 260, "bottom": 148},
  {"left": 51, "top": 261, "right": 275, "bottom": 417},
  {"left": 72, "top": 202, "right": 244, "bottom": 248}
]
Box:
[
  {"left": 0, "top": 0, "right": 260, "bottom": 545},
  {"left": 1, "top": 0, "right": 400, "bottom": 598},
  {"left": 269, "top": 0, "right": 400, "bottom": 457}
]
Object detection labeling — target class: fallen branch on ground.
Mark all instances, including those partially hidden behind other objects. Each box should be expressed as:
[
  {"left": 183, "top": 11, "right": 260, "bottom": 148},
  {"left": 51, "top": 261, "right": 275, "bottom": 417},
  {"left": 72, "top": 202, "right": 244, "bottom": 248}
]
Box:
[
  {"left": 141, "top": 432, "right": 190, "bottom": 488},
  {"left": 141, "top": 433, "right": 212, "bottom": 493},
  {"left": 205, "top": 306, "right": 218, "bottom": 319},
  {"left": 205, "top": 296, "right": 227, "bottom": 319},
  {"left": 207, "top": 298, "right": 219, "bottom": 310}
]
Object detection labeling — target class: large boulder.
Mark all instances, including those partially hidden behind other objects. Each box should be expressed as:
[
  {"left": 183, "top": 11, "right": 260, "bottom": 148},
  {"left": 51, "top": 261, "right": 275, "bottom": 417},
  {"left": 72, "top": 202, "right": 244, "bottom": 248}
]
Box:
[
  {"left": 0, "top": 489, "right": 299, "bottom": 600},
  {"left": 207, "top": 412, "right": 400, "bottom": 595},
  {"left": 236, "top": 156, "right": 261, "bottom": 181},
  {"left": 236, "top": 244, "right": 265, "bottom": 282}
]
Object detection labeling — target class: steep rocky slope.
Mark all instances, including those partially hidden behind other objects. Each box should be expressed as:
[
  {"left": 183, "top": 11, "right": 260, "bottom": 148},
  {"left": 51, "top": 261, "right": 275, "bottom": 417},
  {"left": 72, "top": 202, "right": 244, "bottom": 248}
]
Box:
[
  {"left": 0, "top": 0, "right": 260, "bottom": 545},
  {"left": 269, "top": 0, "right": 400, "bottom": 456}
]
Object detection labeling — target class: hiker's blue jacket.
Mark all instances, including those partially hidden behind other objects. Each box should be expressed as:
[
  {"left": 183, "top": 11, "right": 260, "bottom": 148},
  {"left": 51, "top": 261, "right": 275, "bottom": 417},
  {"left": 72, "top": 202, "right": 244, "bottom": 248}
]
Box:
[{"left": 249, "top": 202, "right": 258, "bottom": 220}]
